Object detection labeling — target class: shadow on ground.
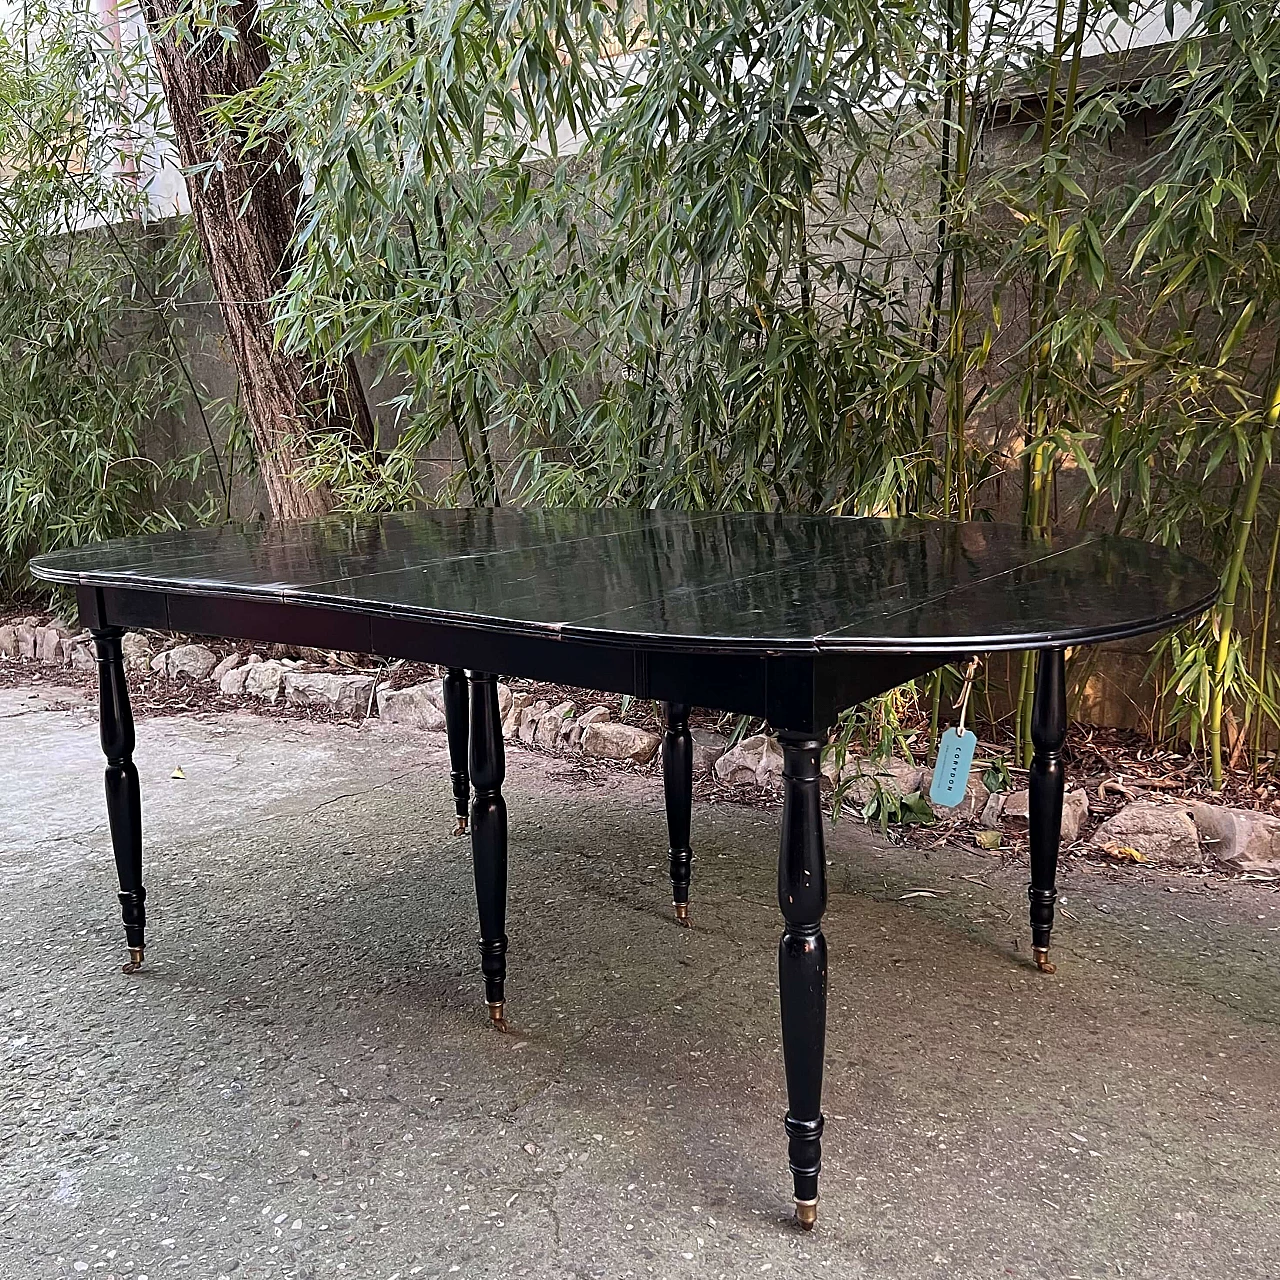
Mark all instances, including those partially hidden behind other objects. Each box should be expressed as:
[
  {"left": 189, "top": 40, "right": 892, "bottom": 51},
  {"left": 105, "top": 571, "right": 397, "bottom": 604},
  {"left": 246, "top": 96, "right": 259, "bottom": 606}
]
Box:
[{"left": 0, "top": 684, "right": 1277, "bottom": 1279}]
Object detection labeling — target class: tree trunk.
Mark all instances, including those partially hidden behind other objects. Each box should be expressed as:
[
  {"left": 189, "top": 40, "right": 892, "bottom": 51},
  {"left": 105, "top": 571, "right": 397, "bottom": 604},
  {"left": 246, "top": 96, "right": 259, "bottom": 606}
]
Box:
[{"left": 140, "top": 0, "right": 374, "bottom": 519}]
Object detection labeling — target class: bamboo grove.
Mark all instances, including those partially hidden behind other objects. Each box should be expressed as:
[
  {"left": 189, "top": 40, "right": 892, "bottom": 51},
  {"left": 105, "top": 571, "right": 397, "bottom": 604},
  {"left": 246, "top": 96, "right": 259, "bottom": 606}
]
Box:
[
  {"left": 4, "top": 0, "right": 1280, "bottom": 788},
  {"left": 0, "top": 3, "right": 203, "bottom": 597}
]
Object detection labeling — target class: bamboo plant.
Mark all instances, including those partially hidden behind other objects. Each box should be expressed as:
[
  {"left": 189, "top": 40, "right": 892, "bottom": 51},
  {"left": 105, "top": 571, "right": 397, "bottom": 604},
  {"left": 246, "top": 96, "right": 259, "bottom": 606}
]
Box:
[{"left": 10, "top": 0, "right": 1280, "bottom": 784}]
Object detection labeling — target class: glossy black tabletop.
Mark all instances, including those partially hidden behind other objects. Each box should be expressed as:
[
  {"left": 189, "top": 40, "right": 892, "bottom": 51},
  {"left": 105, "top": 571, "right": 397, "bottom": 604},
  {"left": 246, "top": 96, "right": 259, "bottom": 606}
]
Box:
[{"left": 30, "top": 509, "right": 1218, "bottom": 655}]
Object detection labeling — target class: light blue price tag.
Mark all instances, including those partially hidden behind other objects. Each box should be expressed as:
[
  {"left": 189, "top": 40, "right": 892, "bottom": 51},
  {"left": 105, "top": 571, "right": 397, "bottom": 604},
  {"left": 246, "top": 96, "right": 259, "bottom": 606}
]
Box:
[{"left": 929, "top": 726, "right": 977, "bottom": 807}]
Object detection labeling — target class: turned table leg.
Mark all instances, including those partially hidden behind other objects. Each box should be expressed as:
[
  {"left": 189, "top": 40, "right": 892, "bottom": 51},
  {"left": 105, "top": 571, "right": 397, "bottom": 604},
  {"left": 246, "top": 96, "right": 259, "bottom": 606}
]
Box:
[
  {"left": 1029, "top": 647, "right": 1066, "bottom": 974},
  {"left": 777, "top": 733, "right": 828, "bottom": 1230},
  {"left": 91, "top": 628, "right": 146, "bottom": 974},
  {"left": 662, "top": 701, "right": 693, "bottom": 925},
  {"left": 468, "top": 672, "right": 509, "bottom": 1031},
  {"left": 443, "top": 667, "right": 470, "bottom": 835}
]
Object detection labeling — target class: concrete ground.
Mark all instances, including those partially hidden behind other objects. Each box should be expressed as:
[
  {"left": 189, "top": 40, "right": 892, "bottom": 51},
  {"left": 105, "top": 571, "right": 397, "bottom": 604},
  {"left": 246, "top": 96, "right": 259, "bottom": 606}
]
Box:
[{"left": 0, "top": 682, "right": 1277, "bottom": 1280}]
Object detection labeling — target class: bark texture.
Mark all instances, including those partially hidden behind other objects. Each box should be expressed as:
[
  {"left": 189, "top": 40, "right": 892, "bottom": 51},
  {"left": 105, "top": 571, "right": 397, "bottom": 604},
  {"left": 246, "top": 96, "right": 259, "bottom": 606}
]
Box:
[{"left": 141, "top": 0, "right": 374, "bottom": 519}]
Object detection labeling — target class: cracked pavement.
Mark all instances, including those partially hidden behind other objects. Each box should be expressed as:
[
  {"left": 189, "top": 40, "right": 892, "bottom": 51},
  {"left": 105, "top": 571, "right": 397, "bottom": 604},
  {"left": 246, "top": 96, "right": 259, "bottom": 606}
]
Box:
[{"left": 0, "top": 681, "right": 1278, "bottom": 1279}]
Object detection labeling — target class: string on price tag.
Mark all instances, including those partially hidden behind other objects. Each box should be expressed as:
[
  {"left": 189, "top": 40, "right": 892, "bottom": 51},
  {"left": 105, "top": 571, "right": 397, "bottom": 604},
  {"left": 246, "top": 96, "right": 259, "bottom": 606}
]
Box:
[{"left": 929, "top": 658, "right": 981, "bottom": 808}]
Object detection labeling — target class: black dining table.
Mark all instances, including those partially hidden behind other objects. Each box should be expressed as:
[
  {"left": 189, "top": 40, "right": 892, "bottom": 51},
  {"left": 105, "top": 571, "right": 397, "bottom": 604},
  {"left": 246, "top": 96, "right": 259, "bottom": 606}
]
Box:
[{"left": 30, "top": 508, "right": 1217, "bottom": 1228}]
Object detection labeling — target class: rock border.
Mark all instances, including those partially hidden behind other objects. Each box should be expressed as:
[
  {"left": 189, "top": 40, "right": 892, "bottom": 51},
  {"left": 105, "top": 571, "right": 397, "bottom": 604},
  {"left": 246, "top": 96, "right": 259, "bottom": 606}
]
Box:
[{"left": 4, "top": 621, "right": 1276, "bottom": 871}]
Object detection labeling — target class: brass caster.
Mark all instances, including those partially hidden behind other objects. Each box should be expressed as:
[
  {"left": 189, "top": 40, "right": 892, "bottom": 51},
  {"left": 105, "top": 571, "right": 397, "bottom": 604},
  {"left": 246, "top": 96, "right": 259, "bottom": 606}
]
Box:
[
  {"left": 122, "top": 947, "right": 144, "bottom": 975},
  {"left": 454, "top": 815, "right": 468, "bottom": 836},
  {"left": 795, "top": 1198, "right": 818, "bottom": 1230},
  {"left": 1034, "top": 947, "right": 1057, "bottom": 975},
  {"left": 673, "top": 901, "right": 690, "bottom": 926},
  {"left": 487, "top": 1000, "right": 510, "bottom": 1034}
]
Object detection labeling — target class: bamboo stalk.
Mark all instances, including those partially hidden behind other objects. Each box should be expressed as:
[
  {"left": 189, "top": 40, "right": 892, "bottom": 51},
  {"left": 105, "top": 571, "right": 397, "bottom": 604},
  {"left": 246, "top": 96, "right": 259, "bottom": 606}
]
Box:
[
  {"left": 947, "top": 0, "right": 971, "bottom": 520},
  {"left": 935, "top": 0, "right": 958, "bottom": 515},
  {"left": 402, "top": 15, "right": 486, "bottom": 506},
  {"left": 929, "top": 668, "right": 944, "bottom": 754},
  {"left": 1019, "top": 649, "right": 1036, "bottom": 766},
  {"left": 1210, "top": 363, "right": 1280, "bottom": 787},
  {"left": 1250, "top": 513, "right": 1280, "bottom": 775},
  {"left": 432, "top": 191, "right": 500, "bottom": 506},
  {"left": 1014, "top": 648, "right": 1033, "bottom": 766},
  {"left": 1023, "top": 0, "right": 1089, "bottom": 534},
  {"left": 1020, "top": 0, "right": 1071, "bottom": 526}
]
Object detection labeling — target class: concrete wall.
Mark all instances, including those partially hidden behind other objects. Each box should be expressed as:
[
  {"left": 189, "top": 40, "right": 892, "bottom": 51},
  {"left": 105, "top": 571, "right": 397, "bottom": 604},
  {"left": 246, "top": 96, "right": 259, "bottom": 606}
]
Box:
[
  {"left": 148, "top": 251, "right": 510, "bottom": 522},
  {"left": 136, "top": 95, "right": 1227, "bottom": 739}
]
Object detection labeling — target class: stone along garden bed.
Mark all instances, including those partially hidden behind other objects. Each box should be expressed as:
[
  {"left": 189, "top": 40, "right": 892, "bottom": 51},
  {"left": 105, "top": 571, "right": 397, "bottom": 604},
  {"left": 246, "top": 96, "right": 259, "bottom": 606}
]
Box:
[{"left": 4, "top": 614, "right": 1280, "bottom": 878}]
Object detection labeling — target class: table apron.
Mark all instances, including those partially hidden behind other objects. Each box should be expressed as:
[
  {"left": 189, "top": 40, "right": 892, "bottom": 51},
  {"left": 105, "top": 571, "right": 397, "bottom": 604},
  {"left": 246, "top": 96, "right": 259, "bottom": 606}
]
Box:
[{"left": 78, "top": 585, "right": 964, "bottom": 733}]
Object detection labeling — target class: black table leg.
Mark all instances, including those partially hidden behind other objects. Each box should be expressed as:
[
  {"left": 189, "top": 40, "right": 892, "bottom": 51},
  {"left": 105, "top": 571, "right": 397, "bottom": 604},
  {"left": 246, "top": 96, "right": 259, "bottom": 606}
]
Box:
[
  {"left": 1029, "top": 647, "right": 1066, "bottom": 974},
  {"left": 662, "top": 701, "right": 693, "bottom": 925},
  {"left": 443, "top": 667, "right": 470, "bottom": 835},
  {"left": 777, "top": 733, "right": 827, "bottom": 1230},
  {"left": 91, "top": 627, "right": 146, "bottom": 974},
  {"left": 468, "top": 672, "right": 509, "bottom": 1031}
]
